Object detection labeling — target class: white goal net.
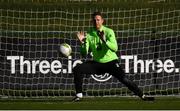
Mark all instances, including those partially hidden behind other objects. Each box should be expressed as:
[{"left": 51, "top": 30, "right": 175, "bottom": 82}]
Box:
[{"left": 0, "top": 8, "right": 180, "bottom": 97}]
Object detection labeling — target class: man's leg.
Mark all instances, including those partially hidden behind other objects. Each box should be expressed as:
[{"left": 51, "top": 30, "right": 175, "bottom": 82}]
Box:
[
  {"left": 72, "top": 61, "right": 102, "bottom": 101},
  {"left": 112, "top": 66, "right": 143, "bottom": 97},
  {"left": 108, "top": 60, "right": 154, "bottom": 101}
]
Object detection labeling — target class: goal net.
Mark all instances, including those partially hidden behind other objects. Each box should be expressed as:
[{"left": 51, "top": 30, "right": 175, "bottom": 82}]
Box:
[{"left": 0, "top": 7, "right": 180, "bottom": 98}]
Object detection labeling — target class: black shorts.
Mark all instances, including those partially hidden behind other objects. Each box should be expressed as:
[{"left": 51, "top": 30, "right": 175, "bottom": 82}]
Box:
[{"left": 73, "top": 59, "right": 125, "bottom": 79}]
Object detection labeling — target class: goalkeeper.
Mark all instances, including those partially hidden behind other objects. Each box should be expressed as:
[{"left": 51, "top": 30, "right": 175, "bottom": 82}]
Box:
[{"left": 73, "top": 12, "right": 154, "bottom": 101}]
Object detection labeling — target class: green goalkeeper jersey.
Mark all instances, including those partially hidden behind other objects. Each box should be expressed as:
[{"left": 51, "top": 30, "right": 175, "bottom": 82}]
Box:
[{"left": 80, "top": 25, "right": 118, "bottom": 63}]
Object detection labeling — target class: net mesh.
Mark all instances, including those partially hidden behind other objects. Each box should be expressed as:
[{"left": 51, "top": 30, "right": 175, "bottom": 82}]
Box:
[{"left": 0, "top": 8, "right": 180, "bottom": 97}]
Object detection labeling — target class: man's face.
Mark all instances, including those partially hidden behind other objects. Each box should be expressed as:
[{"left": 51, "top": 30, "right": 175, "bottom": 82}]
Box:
[{"left": 93, "top": 15, "right": 104, "bottom": 30}]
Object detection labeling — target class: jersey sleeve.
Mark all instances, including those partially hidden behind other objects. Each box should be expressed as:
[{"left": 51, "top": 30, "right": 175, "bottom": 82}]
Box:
[{"left": 105, "top": 29, "right": 118, "bottom": 52}]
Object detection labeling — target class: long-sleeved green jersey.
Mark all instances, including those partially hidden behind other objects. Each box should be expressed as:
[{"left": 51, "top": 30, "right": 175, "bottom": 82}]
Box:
[{"left": 80, "top": 25, "right": 118, "bottom": 63}]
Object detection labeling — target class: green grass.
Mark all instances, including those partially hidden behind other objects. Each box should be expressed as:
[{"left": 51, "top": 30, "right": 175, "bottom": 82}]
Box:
[
  {"left": 1, "top": 88, "right": 179, "bottom": 97},
  {"left": 0, "top": 97, "right": 180, "bottom": 110}
]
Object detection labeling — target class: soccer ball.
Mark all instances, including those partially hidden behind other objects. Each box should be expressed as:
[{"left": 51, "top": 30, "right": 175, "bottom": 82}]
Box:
[{"left": 59, "top": 43, "right": 72, "bottom": 57}]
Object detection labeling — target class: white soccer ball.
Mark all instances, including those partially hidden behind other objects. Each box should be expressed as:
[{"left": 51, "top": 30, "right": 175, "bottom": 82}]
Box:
[{"left": 59, "top": 43, "right": 72, "bottom": 57}]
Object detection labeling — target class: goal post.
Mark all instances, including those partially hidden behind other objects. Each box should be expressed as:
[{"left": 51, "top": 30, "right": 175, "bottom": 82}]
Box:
[{"left": 0, "top": 8, "right": 180, "bottom": 98}]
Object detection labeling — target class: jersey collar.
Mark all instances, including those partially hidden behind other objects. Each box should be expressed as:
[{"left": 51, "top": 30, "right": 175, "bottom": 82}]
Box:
[
  {"left": 93, "top": 25, "right": 105, "bottom": 32},
  {"left": 99, "top": 25, "right": 105, "bottom": 32}
]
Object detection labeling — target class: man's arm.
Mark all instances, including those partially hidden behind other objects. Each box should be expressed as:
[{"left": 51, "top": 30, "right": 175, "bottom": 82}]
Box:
[
  {"left": 80, "top": 37, "right": 89, "bottom": 57},
  {"left": 77, "top": 31, "right": 89, "bottom": 57},
  {"left": 105, "top": 29, "right": 118, "bottom": 52},
  {"left": 99, "top": 29, "right": 118, "bottom": 52}
]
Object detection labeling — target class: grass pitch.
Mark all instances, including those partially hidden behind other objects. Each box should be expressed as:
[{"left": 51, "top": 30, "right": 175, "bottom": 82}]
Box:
[{"left": 0, "top": 96, "right": 180, "bottom": 110}]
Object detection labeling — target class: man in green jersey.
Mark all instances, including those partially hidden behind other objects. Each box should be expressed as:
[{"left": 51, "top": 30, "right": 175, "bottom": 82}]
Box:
[{"left": 73, "top": 12, "right": 154, "bottom": 101}]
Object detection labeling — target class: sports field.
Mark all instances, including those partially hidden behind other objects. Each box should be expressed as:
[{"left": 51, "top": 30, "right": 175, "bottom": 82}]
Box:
[{"left": 0, "top": 97, "right": 180, "bottom": 110}]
